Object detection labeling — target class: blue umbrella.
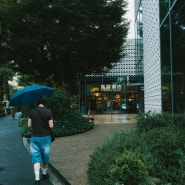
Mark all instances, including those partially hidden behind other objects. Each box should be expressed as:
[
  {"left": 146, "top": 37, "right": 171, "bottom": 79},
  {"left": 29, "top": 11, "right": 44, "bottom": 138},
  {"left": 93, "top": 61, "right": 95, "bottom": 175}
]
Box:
[{"left": 9, "top": 84, "right": 55, "bottom": 107}]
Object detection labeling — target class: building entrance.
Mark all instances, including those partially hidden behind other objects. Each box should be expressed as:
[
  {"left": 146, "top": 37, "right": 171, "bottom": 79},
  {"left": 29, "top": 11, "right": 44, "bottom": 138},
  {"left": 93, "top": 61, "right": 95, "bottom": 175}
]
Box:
[
  {"left": 87, "top": 89, "right": 138, "bottom": 114},
  {"left": 79, "top": 76, "right": 143, "bottom": 115}
]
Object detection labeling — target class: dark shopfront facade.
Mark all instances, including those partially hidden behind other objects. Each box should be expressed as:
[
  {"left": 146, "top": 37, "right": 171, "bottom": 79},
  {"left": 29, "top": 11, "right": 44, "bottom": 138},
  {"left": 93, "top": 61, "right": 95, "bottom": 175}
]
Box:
[
  {"left": 160, "top": 0, "right": 185, "bottom": 113},
  {"left": 79, "top": 76, "right": 144, "bottom": 114}
]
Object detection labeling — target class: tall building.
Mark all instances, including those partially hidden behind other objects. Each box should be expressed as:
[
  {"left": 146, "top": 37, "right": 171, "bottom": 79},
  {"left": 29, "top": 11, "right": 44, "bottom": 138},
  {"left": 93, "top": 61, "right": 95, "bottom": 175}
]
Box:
[
  {"left": 107, "top": 39, "right": 143, "bottom": 77},
  {"left": 87, "top": 39, "right": 142, "bottom": 77},
  {"left": 135, "top": 0, "right": 185, "bottom": 115},
  {"left": 79, "top": 39, "right": 143, "bottom": 114}
]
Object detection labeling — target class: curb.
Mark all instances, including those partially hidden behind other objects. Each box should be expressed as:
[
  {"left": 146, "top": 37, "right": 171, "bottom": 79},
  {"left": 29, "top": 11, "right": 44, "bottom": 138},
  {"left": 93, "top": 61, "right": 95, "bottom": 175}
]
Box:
[
  {"left": 23, "top": 137, "right": 71, "bottom": 185},
  {"left": 49, "top": 163, "right": 71, "bottom": 185}
]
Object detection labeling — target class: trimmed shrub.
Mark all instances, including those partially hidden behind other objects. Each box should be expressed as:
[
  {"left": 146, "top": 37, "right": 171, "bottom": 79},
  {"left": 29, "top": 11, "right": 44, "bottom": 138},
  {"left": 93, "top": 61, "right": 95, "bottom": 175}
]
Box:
[
  {"left": 52, "top": 111, "right": 93, "bottom": 137},
  {"left": 48, "top": 86, "right": 71, "bottom": 119},
  {"left": 19, "top": 86, "right": 93, "bottom": 137},
  {"left": 145, "top": 126, "right": 185, "bottom": 184},
  {"left": 110, "top": 150, "right": 152, "bottom": 185},
  {"left": 19, "top": 117, "right": 32, "bottom": 137},
  {"left": 19, "top": 111, "right": 93, "bottom": 138},
  {"left": 137, "top": 111, "right": 172, "bottom": 132},
  {"left": 173, "top": 113, "right": 185, "bottom": 127},
  {"left": 87, "top": 130, "right": 149, "bottom": 185},
  {"left": 88, "top": 124, "right": 185, "bottom": 185}
]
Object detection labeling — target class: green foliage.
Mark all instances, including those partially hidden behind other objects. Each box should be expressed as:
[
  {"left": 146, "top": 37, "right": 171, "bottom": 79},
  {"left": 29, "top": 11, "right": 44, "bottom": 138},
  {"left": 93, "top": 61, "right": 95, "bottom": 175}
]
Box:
[
  {"left": 52, "top": 111, "right": 93, "bottom": 137},
  {"left": 19, "top": 117, "right": 32, "bottom": 138},
  {"left": 48, "top": 86, "right": 71, "bottom": 119},
  {"left": 0, "top": 67, "right": 14, "bottom": 99},
  {"left": 88, "top": 123, "right": 185, "bottom": 185},
  {"left": 110, "top": 151, "right": 152, "bottom": 185},
  {"left": 136, "top": 111, "right": 172, "bottom": 132},
  {"left": 88, "top": 130, "right": 147, "bottom": 185},
  {"left": 19, "top": 110, "right": 93, "bottom": 138},
  {"left": 145, "top": 127, "right": 185, "bottom": 183},
  {"left": 139, "top": 176, "right": 162, "bottom": 185},
  {"left": 173, "top": 113, "right": 185, "bottom": 127},
  {"left": 19, "top": 86, "right": 93, "bottom": 137},
  {"left": 0, "top": 0, "right": 129, "bottom": 87},
  {"left": 136, "top": 112, "right": 185, "bottom": 184}
]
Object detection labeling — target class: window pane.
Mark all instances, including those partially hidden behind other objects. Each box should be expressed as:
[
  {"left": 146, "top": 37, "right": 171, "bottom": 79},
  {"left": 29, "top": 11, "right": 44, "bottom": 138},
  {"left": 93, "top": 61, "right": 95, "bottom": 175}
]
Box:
[
  {"left": 171, "top": 1, "right": 185, "bottom": 112},
  {"left": 160, "top": 0, "right": 169, "bottom": 23},
  {"left": 161, "top": 17, "right": 172, "bottom": 112}
]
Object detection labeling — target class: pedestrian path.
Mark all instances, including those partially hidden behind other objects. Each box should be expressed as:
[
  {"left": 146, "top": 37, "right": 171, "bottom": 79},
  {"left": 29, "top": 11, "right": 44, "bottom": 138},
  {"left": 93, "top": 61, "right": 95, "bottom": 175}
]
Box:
[
  {"left": 0, "top": 113, "right": 137, "bottom": 185},
  {"left": 0, "top": 114, "right": 53, "bottom": 185},
  {"left": 50, "top": 113, "right": 137, "bottom": 185}
]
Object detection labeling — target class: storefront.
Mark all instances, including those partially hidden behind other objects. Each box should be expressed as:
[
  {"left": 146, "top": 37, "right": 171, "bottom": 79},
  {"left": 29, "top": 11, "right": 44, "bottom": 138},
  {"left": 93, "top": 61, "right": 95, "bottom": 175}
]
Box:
[{"left": 79, "top": 76, "right": 143, "bottom": 114}]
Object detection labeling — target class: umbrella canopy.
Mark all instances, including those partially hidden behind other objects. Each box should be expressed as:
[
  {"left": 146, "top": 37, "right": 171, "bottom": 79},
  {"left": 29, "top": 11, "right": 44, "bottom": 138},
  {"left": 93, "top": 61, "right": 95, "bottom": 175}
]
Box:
[{"left": 9, "top": 84, "right": 55, "bottom": 107}]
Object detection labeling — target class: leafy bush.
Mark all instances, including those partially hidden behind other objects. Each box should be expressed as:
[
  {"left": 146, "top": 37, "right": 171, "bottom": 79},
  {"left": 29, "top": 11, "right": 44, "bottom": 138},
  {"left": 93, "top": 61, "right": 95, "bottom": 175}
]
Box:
[
  {"left": 145, "top": 126, "right": 185, "bottom": 184},
  {"left": 19, "top": 111, "right": 93, "bottom": 138},
  {"left": 88, "top": 124, "right": 185, "bottom": 185},
  {"left": 173, "top": 113, "right": 185, "bottom": 127},
  {"left": 19, "top": 117, "right": 32, "bottom": 137},
  {"left": 52, "top": 111, "right": 93, "bottom": 137},
  {"left": 19, "top": 86, "right": 93, "bottom": 137},
  {"left": 87, "top": 130, "right": 148, "bottom": 185},
  {"left": 137, "top": 111, "right": 172, "bottom": 132},
  {"left": 48, "top": 86, "right": 71, "bottom": 119},
  {"left": 110, "top": 150, "right": 152, "bottom": 185}
]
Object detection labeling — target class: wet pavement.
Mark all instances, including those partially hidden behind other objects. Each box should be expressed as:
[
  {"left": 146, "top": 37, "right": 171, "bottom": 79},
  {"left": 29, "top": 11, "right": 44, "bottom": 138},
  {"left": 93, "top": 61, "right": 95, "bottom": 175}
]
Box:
[
  {"left": 50, "top": 114, "right": 137, "bottom": 185},
  {"left": 0, "top": 114, "right": 53, "bottom": 185},
  {"left": 0, "top": 113, "right": 137, "bottom": 185}
]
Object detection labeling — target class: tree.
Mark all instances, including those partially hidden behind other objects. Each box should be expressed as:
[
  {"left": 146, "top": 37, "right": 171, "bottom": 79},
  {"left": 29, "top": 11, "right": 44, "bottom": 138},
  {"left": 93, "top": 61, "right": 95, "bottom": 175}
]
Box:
[
  {"left": 0, "top": 66, "right": 14, "bottom": 100},
  {"left": 0, "top": 0, "right": 129, "bottom": 89}
]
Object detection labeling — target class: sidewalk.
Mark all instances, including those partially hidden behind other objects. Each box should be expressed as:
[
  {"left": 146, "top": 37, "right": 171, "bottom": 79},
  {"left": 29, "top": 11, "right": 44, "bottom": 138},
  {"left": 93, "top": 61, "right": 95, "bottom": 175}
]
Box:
[
  {"left": 50, "top": 114, "right": 137, "bottom": 185},
  {"left": 0, "top": 114, "right": 53, "bottom": 185},
  {"left": 0, "top": 113, "right": 136, "bottom": 185}
]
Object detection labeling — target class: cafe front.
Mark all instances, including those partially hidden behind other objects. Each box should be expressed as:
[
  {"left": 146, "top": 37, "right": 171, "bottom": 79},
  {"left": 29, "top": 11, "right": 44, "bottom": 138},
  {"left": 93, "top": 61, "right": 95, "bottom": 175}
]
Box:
[{"left": 79, "top": 76, "right": 143, "bottom": 114}]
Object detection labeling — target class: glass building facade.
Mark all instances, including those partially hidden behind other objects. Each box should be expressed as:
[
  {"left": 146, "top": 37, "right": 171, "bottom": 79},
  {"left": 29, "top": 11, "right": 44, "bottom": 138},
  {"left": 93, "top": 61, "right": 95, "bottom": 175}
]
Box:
[
  {"left": 135, "top": 0, "right": 185, "bottom": 115},
  {"left": 160, "top": 1, "right": 185, "bottom": 113}
]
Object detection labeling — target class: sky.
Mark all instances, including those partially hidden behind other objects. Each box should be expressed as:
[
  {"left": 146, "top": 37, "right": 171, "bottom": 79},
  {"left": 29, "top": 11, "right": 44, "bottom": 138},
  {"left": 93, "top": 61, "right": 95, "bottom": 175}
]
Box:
[{"left": 125, "top": 0, "right": 135, "bottom": 39}]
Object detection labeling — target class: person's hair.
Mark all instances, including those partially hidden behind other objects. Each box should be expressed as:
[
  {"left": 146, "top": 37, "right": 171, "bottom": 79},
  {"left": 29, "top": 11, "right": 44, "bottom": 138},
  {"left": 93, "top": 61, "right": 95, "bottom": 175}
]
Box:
[{"left": 37, "top": 96, "right": 47, "bottom": 106}]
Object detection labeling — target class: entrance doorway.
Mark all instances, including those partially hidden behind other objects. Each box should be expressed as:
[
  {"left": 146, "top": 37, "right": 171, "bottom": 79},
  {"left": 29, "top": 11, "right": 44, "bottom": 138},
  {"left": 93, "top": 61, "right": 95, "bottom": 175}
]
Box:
[{"left": 88, "top": 91, "right": 138, "bottom": 114}]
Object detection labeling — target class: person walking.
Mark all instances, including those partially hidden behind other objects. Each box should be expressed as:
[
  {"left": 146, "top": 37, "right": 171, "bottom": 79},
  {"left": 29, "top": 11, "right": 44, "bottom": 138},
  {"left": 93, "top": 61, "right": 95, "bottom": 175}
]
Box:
[
  {"left": 11, "top": 106, "right": 17, "bottom": 119},
  {"left": 107, "top": 99, "right": 112, "bottom": 114},
  {"left": 4, "top": 99, "right": 9, "bottom": 116},
  {"left": 28, "top": 96, "right": 54, "bottom": 185},
  {"left": 89, "top": 96, "right": 97, "bottom": 117}
]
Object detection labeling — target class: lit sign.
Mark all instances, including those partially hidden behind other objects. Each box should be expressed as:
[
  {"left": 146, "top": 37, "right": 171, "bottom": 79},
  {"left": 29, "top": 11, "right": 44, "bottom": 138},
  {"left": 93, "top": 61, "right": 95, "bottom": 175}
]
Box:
[{"left": 101, "top": 84, "right": 122, "bottom": 91}]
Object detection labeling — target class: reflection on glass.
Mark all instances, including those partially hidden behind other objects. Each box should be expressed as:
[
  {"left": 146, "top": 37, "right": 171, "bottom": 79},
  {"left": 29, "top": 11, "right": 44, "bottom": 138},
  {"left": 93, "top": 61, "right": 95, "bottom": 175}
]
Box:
[
  {"left": 171, "top": 1, "right": 185, "bottom": 113},
  {"left": 160, "top": 1, "right": 185, "bottom": 113},
  {"left": 161, "top": 17, "right": 171, "bottom": 112},
  {"left": 160, "top": 0, "right": 169, "bottom": 23}
]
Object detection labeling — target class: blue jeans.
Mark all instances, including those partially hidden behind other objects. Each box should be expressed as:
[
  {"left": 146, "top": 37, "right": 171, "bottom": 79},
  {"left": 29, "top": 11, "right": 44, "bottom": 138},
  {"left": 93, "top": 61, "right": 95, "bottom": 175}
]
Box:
[{"left": 30, "top": 136, "right": 51, "bottom": 164}]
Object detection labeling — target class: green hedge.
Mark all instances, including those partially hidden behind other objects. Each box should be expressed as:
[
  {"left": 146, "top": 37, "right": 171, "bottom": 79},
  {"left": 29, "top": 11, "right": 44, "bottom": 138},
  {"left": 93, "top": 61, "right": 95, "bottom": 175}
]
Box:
[
  {"left": 136, "top": 111, "right": 171, "bottom": 132},
  {"left": 110, "top": 150, "right": 152, "bottom": 185},
  {"left": 19, "top": 87, "right": 94, "bottom": 138},
  {"left": 88, "top": 112, "right": 185, "bottom": 185},
  {"left": 145, "top": 126, "right": 185, "bottom": 184},
  {"left": 137, "top": 111, "right": 185, "bottom": 132},
  {"left": 87, "top": 130, "right": 149, "bottom": 185},
  {"left": 52, "top": 112, "right": 93, "bottom": 137},
  {"left": 19, "top": 111, "right": 93, "bottom": 138}
]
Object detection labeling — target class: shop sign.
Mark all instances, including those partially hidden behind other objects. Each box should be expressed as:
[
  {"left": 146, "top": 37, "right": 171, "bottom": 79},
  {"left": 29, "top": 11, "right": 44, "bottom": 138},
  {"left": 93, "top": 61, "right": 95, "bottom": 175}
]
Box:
[{"left": 101, "top": 84, "right": 122, "bottom": 91}]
